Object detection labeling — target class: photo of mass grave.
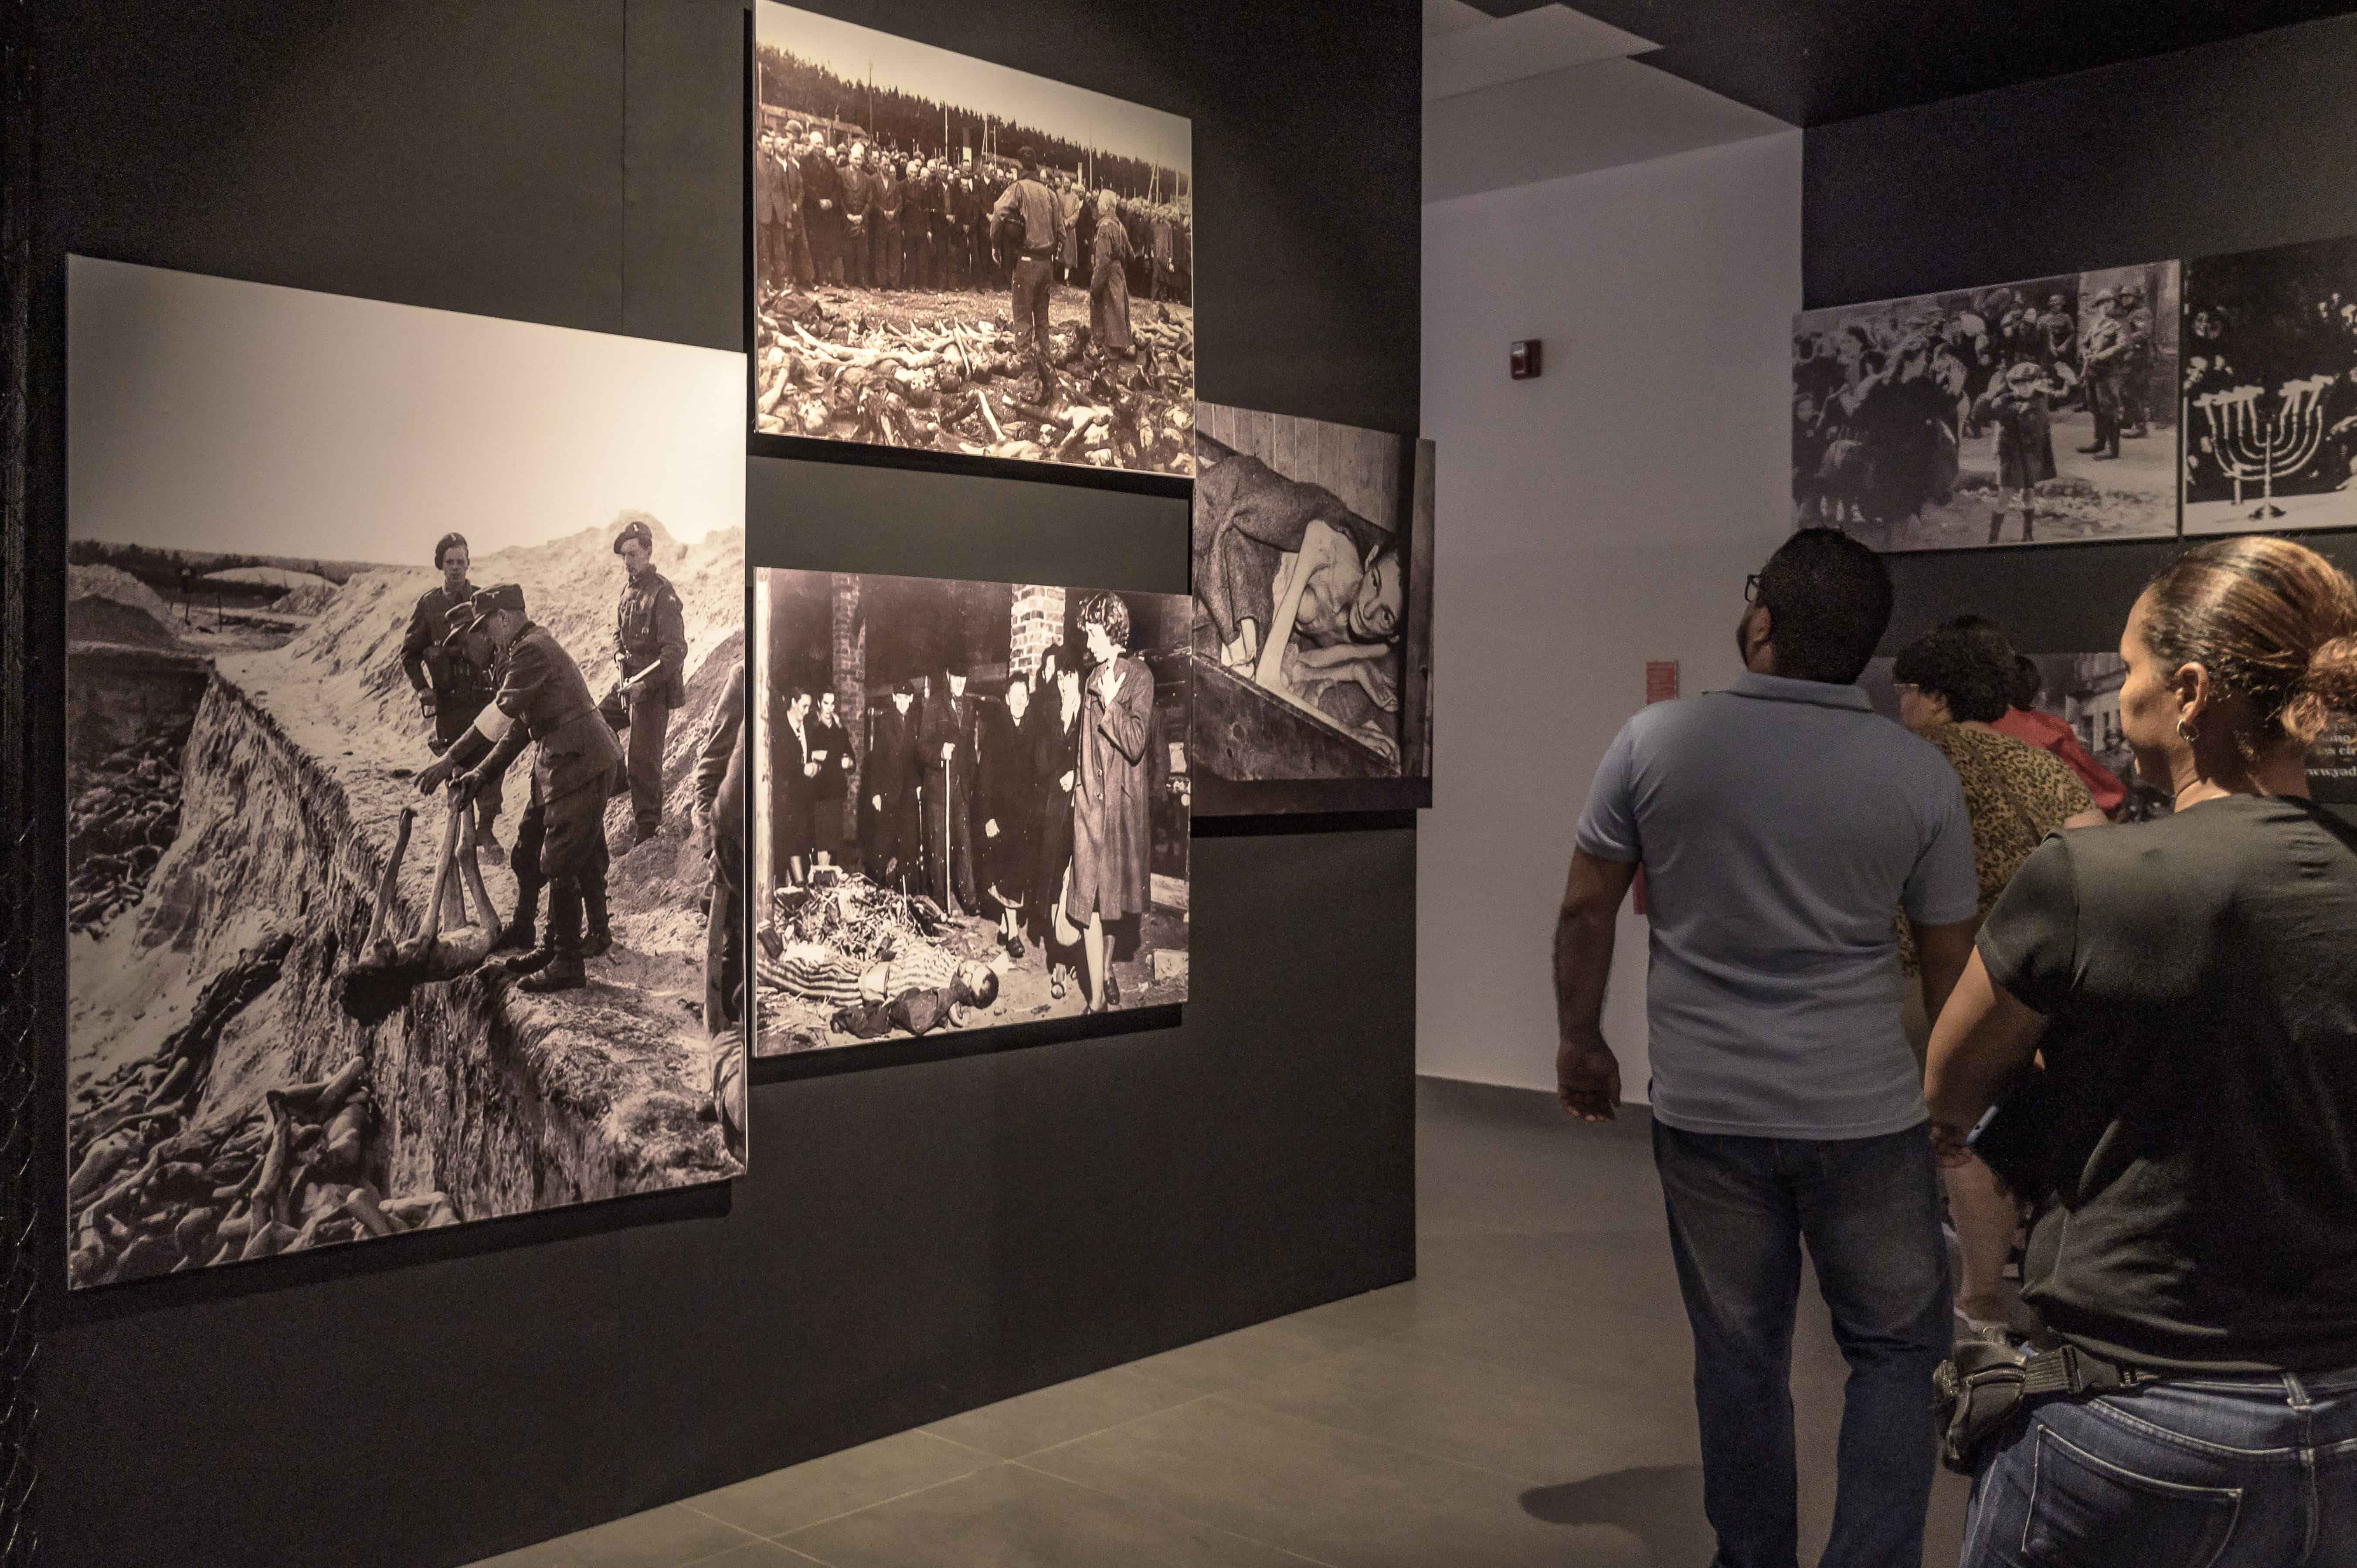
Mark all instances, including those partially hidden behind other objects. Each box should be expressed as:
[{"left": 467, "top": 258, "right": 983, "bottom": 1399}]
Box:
[
  {"left": 752, "top": 570, "right": 1191, "bottom": 1056},
  {"left": 1191, "top": 405, "right": 1431, "bottom": 791},
  {"left": 2183, "top": 234, "right": 2357, "bottom": 534},
  {"left": 64, "top": 257, "right": 747, "bottom": 1289},
  {"left": 1792, "top": 261, "right": 2180, "bottom": 551},
  {"left": 753, "top": 1, "right": 1194, "bottom": 476}
]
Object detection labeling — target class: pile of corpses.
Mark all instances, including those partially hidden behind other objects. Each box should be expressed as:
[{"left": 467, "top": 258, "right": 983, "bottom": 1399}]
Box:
[
  {"left": 753, "top": 294, "right": 1197, "bottom": 473},
  {"left": 67, "top": 930, "right": 459, "bottom": 1288},
  {"left": 68, "top": 728, "right": 188, "bottom": 934}
]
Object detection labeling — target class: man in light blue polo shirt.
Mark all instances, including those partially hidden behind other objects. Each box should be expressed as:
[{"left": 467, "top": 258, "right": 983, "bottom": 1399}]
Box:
[{"left": 1554, "top": 528, "right": 1980, "bottom": 1568}]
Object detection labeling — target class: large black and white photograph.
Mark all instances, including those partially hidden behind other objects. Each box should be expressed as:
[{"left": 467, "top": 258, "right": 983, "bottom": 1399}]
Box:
[
  {"left": 2184, "top": 234, "right": 2357, "bottom": 534},
  {"left": 1190, "top": 405, "right": 1433, "bottom": 810},
  {"left": 752, "top": 1, "right": 1195, "bottom": 478},
  {"left": 1793, "top": 262, "right": 2180, "bottom": 551},
  {"left": 64, "top": 258, "right": 748, "bottom": 1289},
  {"left": 753, "top": 570, "right": 1190, "bottom": 1057}
]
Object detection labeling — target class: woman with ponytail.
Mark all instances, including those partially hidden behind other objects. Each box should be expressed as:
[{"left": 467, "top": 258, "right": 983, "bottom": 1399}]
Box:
[{"left": 1929, "top": 535, "right": 2357, "bottom": 1567}]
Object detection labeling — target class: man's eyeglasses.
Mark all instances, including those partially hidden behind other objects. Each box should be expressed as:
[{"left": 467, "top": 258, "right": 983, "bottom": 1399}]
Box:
[{"left": 1744, "top": 574, "right": 1764, "bottom": 604}]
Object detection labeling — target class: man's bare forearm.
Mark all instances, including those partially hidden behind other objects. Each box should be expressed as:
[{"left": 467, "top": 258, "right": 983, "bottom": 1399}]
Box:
[{"left": 1554, "top": 903, "right": 1617, "bottom": 1043}]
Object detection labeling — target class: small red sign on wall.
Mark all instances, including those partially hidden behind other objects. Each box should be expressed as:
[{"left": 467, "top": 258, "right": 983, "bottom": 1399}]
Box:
[{"left": 1634, "top": 663, "right": 1678, "bottom": 915}]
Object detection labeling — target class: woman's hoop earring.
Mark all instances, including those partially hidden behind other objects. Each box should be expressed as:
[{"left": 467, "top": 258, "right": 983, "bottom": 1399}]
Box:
[{"left": 2177, "top": 717, "right": 2199, "bottom": 744}]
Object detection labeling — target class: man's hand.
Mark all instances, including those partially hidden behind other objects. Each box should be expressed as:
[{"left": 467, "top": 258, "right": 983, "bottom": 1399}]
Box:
[
  {"left": 452, "top": 768, "right": 484, "bottom": 805},
  {"left": 984, "top": 818, "right": 999, "bottom": 838},
  {"left": 870, "top": 793, "right": 883, "bottom": 812},
  {"left": 1058, "top": 770, "right": 1075, "bottom": 793},
  {"left": 1929, "top": 1120, "right": 1976, "bottom": 1169},
  {"left": 419, "top": 691, "right": 438, "bottom": 719},
  {"left": 802, "top": 762, "right": 820, "bottom": 778},
  {"left": 417, "top": 756, "right": 454, "bottom": 796},
  {"left": 941, "top": 743, "right": 956, "bottom": 762},
  {"left": 1556, "top": 1037, "right": 1621, "bottom": 1123}
]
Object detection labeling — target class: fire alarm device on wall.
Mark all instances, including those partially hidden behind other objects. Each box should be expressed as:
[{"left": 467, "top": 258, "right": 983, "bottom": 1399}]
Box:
[{"left": 1509, "top": 339, "right": 1542, "bottom": 380}]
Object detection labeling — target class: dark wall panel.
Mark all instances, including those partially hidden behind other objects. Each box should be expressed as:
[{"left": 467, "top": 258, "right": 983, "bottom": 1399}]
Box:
[
  {"left": 1809, "top": 14, "right": 2357, "bottom": 651},
  {"left": 30, "top": 2, "right": 1420, "bottom": 1566},
  {"left": 1804, "top": 13, "right": 2357, "bottom": 314}
]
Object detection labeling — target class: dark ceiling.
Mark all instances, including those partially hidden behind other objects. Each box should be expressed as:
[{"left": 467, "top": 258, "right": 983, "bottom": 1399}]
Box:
[{"left": 1474, "top": 0, "right": 2357, "bottom": 126}]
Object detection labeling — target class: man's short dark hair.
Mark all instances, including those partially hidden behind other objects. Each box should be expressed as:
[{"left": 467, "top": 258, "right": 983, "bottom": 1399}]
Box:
[
  {"left": 1939, "top": 613, "right": 2017, "bottom": 671},
  {"left": 1754, "top": 529, "right": 1892, "bottom": 685},
  {"left": 2010, "top": 654, "right": 2043, "bottom": 710},
  {"left": 1893, "top": 630, "right": 2011, "bottom": 723}
]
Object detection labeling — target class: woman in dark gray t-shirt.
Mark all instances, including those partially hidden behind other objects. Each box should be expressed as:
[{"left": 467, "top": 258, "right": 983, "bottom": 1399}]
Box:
[{"left": 1928, "top": 535, "right": 2357, "bottom": 1568}]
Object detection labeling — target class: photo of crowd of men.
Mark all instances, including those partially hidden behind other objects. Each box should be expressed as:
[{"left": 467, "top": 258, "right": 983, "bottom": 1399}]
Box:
[
  {"left": 1793, "top": 262, "right": 2180, "bottom": 551},
  {"left": 752, "top": 3, "right": 1195, "bottom": 478},
  {"left": 1189, "top": 405, "right": 1434, "bottom": 802},
  {"left": 2184, "top": 234, "right": 2357, "bottom": 535},
  {"left": 64, "top": 259, "right": 746, "bottom": 1286},
  {"left": 752, "top": 569, "right": 1191, "bottom": 1056}
]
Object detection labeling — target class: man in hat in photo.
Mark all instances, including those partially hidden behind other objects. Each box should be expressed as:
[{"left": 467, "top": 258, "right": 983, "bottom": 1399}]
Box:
[
  {"left": 399, "top": 531, "right": 503, "bottom": 860},
  {"left": 599, "top": 517, "right": 689, "bottom": 848},
  {"left": 865, "top": 680, "right": 922, "bottom": 893},
  {"left": 417, "top": 583, "right": 622, "bottom": 994},
  {"left": 2116, "top": 280, "right": 2156, "bottom": 439},
  {"left": 917, "top": 662, "right": 981, "bottom": 913}
]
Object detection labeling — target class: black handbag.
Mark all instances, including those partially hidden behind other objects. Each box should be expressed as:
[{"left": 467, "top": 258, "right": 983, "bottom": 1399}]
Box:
[{"left": 1933, "top": 1340, "right": 2153, "bottom": 1475}]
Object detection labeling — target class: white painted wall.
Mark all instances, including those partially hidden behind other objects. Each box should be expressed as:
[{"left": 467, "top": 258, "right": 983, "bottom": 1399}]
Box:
[{"left": 1418, "top": 129, "right": 1802, "bottom": 1095}]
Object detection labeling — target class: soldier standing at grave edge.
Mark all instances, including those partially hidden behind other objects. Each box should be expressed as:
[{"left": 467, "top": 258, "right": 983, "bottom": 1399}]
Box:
[{"left": 598, "top": 518, "right": 689, "bottom": 848}]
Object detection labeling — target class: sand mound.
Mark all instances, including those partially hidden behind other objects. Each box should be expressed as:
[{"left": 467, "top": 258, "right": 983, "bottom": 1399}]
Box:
[
  {"left": 68, "top": 596, "right": 179, "bottom": 650},
  {"left": 205, "top": 565, "right": 338, "bottom": 595},
  {"left": 69, "top": 563, "right": 176, "bottom": 623},
  {"left": 272, "top": 580, "right": 341, "bottom": 616}
]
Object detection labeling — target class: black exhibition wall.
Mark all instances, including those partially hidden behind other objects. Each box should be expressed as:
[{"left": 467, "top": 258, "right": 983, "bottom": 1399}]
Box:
[
  {"left": 1803, "top": 12, "right": 2357, "bottom": 653},
  {"left": 18, "top": 3, "right": 1420, "bottom": 1565}
]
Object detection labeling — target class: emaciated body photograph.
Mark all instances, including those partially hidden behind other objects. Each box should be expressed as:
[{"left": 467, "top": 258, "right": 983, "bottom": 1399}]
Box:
[
  {"left": 63, "top": 259, "right": 748, "bottom": 1289},
  {"left": 753, "top": 570, "right": 1189, "bottom": 1056}
]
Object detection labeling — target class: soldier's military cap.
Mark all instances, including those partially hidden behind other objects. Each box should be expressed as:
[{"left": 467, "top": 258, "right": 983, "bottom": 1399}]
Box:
[
  {"left": 433, "top": 530, "right": 469, "bottom": 568},
  {"left": 472, "top": 583, "right": 526, "bottom": 617},
  {"left": 2092, "top": 287, "right": 2117, "bottom": 305},
  {"left": 2118, "top": 283, "right": 2144, "bottom": 303},
  {"left": 612, "top": 518, "right": 655, "bottom": 556},
  {"left": 441, "top": 599, "right": 480, "bottom": 646}
]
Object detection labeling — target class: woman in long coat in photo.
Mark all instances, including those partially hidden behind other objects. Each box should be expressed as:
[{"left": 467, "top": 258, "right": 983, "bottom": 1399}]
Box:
[
  {"left": 1066, "top": 594, "right": 1155, "bottom": 1013},
  {"left": 1089, "top": 191, "right": 1134, "bottom": 357}
]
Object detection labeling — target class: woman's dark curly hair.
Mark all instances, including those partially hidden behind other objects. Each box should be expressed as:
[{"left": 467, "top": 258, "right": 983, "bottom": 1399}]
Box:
[{"left": 1893, "top": 629, "right": 2012, "bottom": 724}]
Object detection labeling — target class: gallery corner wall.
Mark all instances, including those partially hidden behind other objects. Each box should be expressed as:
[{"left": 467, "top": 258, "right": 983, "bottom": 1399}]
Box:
[
  {"left": 1803, "top": 10, "right": 2357, "bottom": 651},
  {"left": 1417, "top": 129, "right": 1802, "bottom": 1096},
  {"left": 20, "top": 3, "right": 1420, "bottom": 1565}
]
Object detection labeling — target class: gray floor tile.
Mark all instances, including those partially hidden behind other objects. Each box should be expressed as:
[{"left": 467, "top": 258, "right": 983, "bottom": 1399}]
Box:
[
  {"left": 1224, "top": 1334, "right": 1699, "bottom": 1484},
  {"left": 782, "top": 1462, "right": 1321, "bottom": 1568},
  {"left": 1122, "top": 1313, "right": 1374, "bottom": 1395},
  {"left": 1024, "top": 1393, "right": 1650, "bottom": 1568},
  {"left": 681, "top": 1431, "right": 991, "bottom": 1540},
  {"left": 467, "top": 1503, "right": 761, "bottom": 1568},
  {"left": 921, "top": 1364, "right": 1206, "bottom": 1459}
]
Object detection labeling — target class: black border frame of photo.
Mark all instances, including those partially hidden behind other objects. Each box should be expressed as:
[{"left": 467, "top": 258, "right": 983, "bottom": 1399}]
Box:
[{"left": 739, "top": 15, "right": 1195, "bottom": 506}]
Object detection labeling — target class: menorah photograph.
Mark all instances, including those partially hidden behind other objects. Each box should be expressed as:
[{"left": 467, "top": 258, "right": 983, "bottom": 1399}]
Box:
[
  {"left": 1190, "top": 405, "right": 1435, "bottom": 805},
  {"left": 752, "top": 2, "right": 1195, "bottom": 479},
  {"left": 1793, "top": 262, "right": 2180, "bottom": 552},
  {"left": 64, "top": 257, "right": 748, "bottom": 1290},
  {"left": 2184, "top": 234, "right": 2357, "bottom": 535},
  {"left": 752, "top": 569, "right": 1191, "bottom": 1057}
]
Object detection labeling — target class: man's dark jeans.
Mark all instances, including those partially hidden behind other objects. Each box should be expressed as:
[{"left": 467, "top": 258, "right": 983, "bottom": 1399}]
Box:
[{"left": 1653, "top": 1120, "right": 1951, "bottom": 1568}]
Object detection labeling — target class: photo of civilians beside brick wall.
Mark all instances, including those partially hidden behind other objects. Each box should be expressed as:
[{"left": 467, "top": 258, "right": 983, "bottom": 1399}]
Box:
[
  {"left": 63, "top": 258, "right": 748, "bottom": 1290},
  {"left": 1793, "top": 262, "right": 2180, "bottom": 552},
  {"left": 1189, "top": 406, "right": 1434, "bottom": 803},
  {"left": 752, "top": 1, "right": 1194, "bottom": 478},
  {"left": 2184, "top": 234, "right": 2357, "bottom": 536},
  {"left": 752, "top": 570, "right": 1190, "bottom": 1057}
]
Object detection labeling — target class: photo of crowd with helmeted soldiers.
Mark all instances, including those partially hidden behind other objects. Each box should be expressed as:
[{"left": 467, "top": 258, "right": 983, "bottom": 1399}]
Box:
[
  {"left": 1791, "top": 261, "right": 2179, "bottom": 551},
  {"left": 752, "top": 569, "right": 1192, "bottom": 1056},
  {"left": 752, "top": 2, "right": 1195, "bottom": 478},
  {"left": 2184, "top": 233, "right": 2357, "bottom": 535}
]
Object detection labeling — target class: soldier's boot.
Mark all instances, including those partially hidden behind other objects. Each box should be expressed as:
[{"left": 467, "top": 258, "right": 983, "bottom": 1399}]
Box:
[
  {"left": 492, "top": 874, "right": 542, "bottom": 955},
  {"left": 1989, "top": 509, "right": 2006, "bottom": 545},
  {"left": 520, "top": 882, "right": 587, "bottom": 994},
  {"left": 581, "top": 878, "right": 613, "bottom": 961}
]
